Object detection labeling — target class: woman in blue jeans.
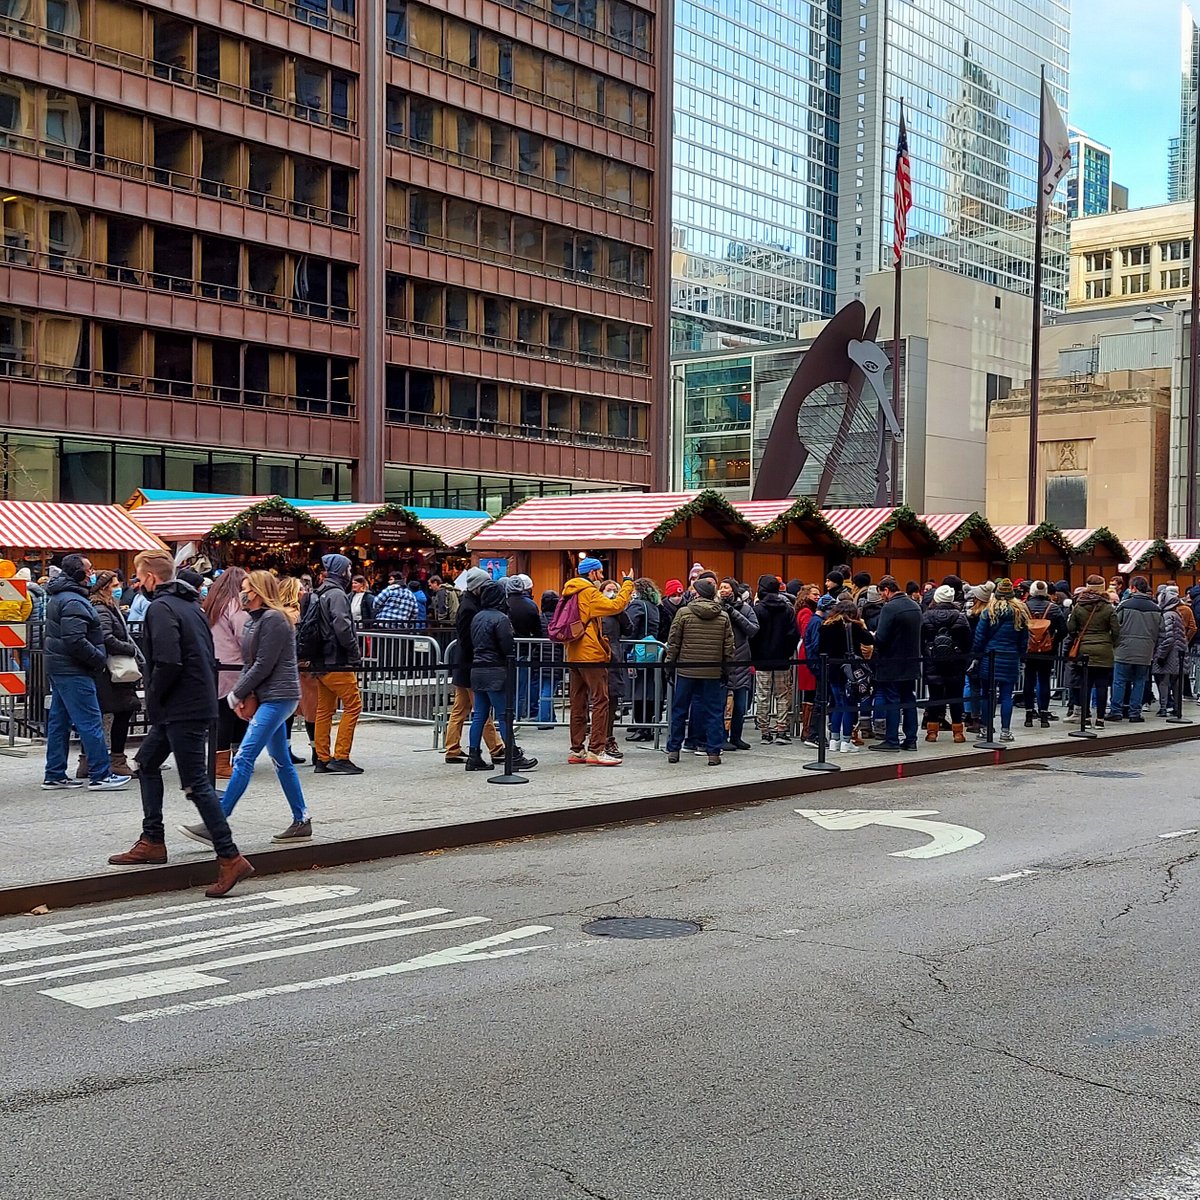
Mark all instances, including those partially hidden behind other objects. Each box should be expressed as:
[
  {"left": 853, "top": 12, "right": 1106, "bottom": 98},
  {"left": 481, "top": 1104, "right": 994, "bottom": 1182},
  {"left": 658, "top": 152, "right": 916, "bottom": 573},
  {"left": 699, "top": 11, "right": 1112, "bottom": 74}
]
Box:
[
  {"left": 817, "top": 598, "right": 874, "bottom": 752},
  {"left": 180, "top": 569, "right": 311, "bottom": 844},
  {"left": 971, "top": 578, "right": 1030, "bottom": 742}
]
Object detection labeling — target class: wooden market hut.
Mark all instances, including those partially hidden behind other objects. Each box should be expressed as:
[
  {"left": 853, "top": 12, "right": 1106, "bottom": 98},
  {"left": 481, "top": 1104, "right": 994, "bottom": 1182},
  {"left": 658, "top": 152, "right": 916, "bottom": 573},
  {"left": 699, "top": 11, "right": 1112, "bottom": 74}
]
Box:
[
  {"left": 126, "top": 494, "right": 332, "bottom": 568},
  {"left": 918, "top": 513, "right": 1007, "bottom": 585},
  {"left": 990, "top": 523, "right": 1073, "bottom": 584},
  {"left": 1166, "top": 540, "right": 1200, "bottom": 590},
  {"left": 468, "top": 490, "right": 757, "bottom": 597},
  {"left": 0, "top": 500, "right": 167, "bottom": 575},
  {"left": 732, "top": 498, "right": 848, "bottom": 586},
  {"left": 821, "top": 507, "right": 940, "bottom": 586},
  {"left": 1118, "top": 539, "right": 1183, "bottom": 591},
  {"left": 1060, "top": 528, "right": 1131, "bottom": 590},
  {"left": 300, "top": 503, "right": 450, "bottom": 574}
]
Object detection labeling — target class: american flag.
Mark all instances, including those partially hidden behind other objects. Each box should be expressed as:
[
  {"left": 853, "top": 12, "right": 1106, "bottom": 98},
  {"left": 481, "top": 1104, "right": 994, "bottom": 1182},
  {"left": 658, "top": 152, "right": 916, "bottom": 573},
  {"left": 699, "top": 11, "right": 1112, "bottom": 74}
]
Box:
[{"left": 893, "top": 102, "right": 912, "bottom": 267}]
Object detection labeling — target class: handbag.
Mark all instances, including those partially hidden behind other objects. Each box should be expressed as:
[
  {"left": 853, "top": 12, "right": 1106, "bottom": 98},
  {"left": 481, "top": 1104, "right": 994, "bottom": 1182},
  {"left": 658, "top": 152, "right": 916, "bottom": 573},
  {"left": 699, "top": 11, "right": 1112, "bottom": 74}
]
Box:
[
  {"left": 107, "top": 654, "right": 142, "bottom": 684},
  {"left": 234, "top": 693, "right": 260, "bottom": 720},
  {"left": 842, "top": 623, "right": 873, "bottom": 701},
  {"left": 1067, "top": 604, "right": 1098, "bottom": 659}
]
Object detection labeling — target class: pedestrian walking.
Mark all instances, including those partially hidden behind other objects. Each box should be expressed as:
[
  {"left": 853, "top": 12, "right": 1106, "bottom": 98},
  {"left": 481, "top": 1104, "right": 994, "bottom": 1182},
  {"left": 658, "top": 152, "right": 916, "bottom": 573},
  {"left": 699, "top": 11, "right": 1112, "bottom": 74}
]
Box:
[
  {"left": 558, "top": 558, "right": 634, "bottom": 766},
  {"left": 42, "top": 553, "right": 129, "bottom": 791},
  {"left": 817, "top": 597, "right": 874, "bottom": 753},
  {"left": 664, "top": 577, "right": 736, "bottom": 765},
  {"left": 307, "top": 553, "right": 364, "bottom": 775},
  {"left": 180, "top": 570, "right": 311, "bottom": 845},
  {"left": 1066, "top": 575, "right": 1120, "bottom": 728},
  {"left": 970, "top": 579, "right": 1029, "bottom": 741},
  {"left": 719, "top": 577, "right": 759, "bottom": 750},
  {"left": 1108, "top": 576, "right": 1160, "bottom": 722},
  {"left": 82, "top": 570, "right": 142, "bottom": 778},
  {"left": 202, "top": 567, "right": 249, "bottom": 779},
  {"left": 445, "top": 568, "right": 506, "bottom": 765},
  {"left": 869, "top": 575, "right": 922, "bottom": 751},
  {"left": 920, "top": 584, "right": 971, "bottom": 743},
  {"left": 1154, "top": 586, "right": 1189, "bottom": 716},
  {"left": 465, "top": 581, "right": 537, "bottom": 772},
  {"left": 751, "top": 574, "right": 798, "bottom": 743},
  {"left": 1022, "top": 580, "right": 1067, "bottom": 728},
  {"left": 108, "top": 551, "right": 254, "bottom": 898}
]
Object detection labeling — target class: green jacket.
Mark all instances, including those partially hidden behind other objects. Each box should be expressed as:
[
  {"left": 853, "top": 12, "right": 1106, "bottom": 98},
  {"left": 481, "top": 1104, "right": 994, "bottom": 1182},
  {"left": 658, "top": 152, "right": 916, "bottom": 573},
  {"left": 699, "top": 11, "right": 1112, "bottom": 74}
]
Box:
[
  {"left": 1067, "top": 592, "right": 1119, "bottom": 668},
  {"left": 665, "top": 598, "right": 736, "bottom": 680}
]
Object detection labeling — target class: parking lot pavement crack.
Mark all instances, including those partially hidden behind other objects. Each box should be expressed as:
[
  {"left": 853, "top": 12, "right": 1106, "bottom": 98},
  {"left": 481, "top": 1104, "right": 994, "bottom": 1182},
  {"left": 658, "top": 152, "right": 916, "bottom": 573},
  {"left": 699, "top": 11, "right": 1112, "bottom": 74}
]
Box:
[
  {"left": 1156, "top": 851, "right": 1200, "bottom": 905},
  {"left": 527, "top": 1159, "right": 615, "bottom": 1200}
]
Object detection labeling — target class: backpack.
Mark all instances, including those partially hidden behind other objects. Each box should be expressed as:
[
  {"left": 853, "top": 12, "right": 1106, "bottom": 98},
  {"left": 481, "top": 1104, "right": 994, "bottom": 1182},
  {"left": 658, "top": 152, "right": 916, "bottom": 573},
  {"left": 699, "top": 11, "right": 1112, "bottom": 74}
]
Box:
[
  {"left": 930, "top": 625, "right": 956, "bottom": 661},
  {"left": 1026, "top": 617, "right": 1054, "bottom": 655},
  {"left": 296, "top": 593, "right": 325, "bottom": 662},
  {"left": 547, "top": 592, "right": 586, "bottom": 643}
]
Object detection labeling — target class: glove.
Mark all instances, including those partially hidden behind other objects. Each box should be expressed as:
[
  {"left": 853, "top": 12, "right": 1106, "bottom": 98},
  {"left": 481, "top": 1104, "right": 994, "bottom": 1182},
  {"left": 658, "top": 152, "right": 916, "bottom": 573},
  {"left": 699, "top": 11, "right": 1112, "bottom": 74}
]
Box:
[{"left": 226, "top": 692, "right": 240, "bottom": 710}]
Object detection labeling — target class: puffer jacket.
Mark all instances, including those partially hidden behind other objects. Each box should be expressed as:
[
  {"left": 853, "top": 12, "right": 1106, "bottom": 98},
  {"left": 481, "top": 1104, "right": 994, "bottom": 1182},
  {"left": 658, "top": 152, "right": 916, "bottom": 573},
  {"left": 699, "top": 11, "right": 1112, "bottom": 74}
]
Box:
[
  {"left": 470, "top": 581, "right": 515, "bottom": 694},
  {"left": 311, "top": 578, "right": 361, "bottom": 671},
  {"left": 750, "top": 579, "right": 798, "bottom": 670},
  {"left": 816, "top": 614, "right": 874, "bottom": 661},
  {"left": 449, "top": 587, "right": 485, "bottom": 688},
  {"left": 665, "top": 597, "right": 735, "bottom": 680},
  {"left": 1067, "top": 591, "right": 1120, "bottom": 669},
  {"left": 1114, "top": 592, "right": 1162, "bottom": 666},
  {"left": 44, "top": 574, "right": 106, "bottom": 677},
  {"left": 921, "top": 602, "right": 972, "bottom": 683},
  {"left": 0, "top": 589, "right": 31, "bottom": 625},
  {"left": 723, "top": 595, "right": 760, "bottom": 691},
  {"left": 94, "top": 601, "right": 141, "bottom": 715},
  {"left": 1155, "top": 597, "right": 1188, "bottom": 677},
  {"left": 141, "top": 580, "right": 218, "bottom": 724},
  {"left": 233, "top": 606, "right": 301, "bottom": 706},
  {"left": 560, "top": 576, "right": 634, "bottom": 664},
  {"left": 971, "top": 602, "right": 1029, "bottom": 685}
]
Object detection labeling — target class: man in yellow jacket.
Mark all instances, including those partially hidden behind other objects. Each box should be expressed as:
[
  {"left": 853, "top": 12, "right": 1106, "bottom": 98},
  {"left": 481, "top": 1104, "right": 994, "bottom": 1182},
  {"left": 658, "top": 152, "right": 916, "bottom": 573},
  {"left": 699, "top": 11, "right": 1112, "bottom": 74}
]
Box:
[{"left": 560, "top": 557, "right": 634, "bottom": 765}]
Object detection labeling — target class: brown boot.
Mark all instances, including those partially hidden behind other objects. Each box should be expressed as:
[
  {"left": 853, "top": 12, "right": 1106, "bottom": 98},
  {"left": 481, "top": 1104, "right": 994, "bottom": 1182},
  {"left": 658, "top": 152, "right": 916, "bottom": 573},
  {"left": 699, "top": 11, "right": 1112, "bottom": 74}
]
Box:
[
  {"left": 206, "top": 854, "right": 255, "bottom": 898},
  {"left": 952, "top": 723, "right": 967, "bottom": 743},
  {"left": 851, "top": 724, "right": 864, "bottom": 746},
  {"left": 110, "top": 753, "right": 136, "bottom": 776},
  {"left": 75, "top": 753, "right": 88, "bottom": 779},
  {"left": 215, "top": 749, "right": 233, "bottom": 779},
  {"left": 108, "top": 837, "right": 167, "bottom": 866},
  {"left": 925, "top": 722, "right": 940, "bottom": 742},
  {"left": 800, "top": 702, "right": 814, "bottom": 743}
]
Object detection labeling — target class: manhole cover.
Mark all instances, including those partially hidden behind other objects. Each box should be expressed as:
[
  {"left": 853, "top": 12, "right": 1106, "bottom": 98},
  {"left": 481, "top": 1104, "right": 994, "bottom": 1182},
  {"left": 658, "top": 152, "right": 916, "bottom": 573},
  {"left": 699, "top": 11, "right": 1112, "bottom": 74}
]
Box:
[
  {"left": 1071, "top": 769, "right": 1143, "bottom": 779},
  {"left": 582, "top": 917, "right": 702, "bottom": 940}
]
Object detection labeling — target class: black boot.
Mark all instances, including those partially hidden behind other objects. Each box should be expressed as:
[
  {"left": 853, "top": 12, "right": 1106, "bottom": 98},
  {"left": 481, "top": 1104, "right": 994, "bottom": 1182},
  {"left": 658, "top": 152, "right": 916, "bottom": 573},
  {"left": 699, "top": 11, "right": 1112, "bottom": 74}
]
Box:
[
  {"left": 1039, "top": 711, "right": 1051, "bottom": 728},
  {"left": 1024, "top": 711, "right": 1035, "bottom": 727},
  {"left": 464, "top": 749, "right": 491, "bottom": 772}
]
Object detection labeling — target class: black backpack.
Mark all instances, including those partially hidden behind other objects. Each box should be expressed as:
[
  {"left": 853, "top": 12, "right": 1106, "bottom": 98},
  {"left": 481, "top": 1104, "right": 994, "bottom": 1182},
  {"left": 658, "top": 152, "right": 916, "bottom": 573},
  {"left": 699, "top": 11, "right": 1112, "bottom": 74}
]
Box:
[
  {"left": 930, "top": 625, "right": 956, "bottom": 661},
  {"left": 296, "top": 593, "right": 325, "bottom": 663}
]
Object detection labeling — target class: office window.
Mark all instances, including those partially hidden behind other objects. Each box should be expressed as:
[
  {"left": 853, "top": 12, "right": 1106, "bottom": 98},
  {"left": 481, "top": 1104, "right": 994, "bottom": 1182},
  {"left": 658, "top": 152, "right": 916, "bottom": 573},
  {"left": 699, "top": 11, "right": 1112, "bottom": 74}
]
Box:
[{"left": 1121, "top": 243, "right": 1150, "bottom": 267}]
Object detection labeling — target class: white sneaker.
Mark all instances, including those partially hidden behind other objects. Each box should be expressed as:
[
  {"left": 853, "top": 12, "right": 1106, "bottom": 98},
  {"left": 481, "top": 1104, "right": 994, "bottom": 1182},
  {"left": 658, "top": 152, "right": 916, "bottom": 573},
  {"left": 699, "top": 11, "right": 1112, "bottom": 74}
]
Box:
[
  {"left": 586, "top": 751, "right": 622, "bottom": 767},
  {"left": 88, "top": 773, "right": 131, "bottom": 791},
  {"left": 844, "top": 741, "right": 861, "bottom": 754},
  {"left": 829, "top": 738, "right": 843, "bottom": 752}
]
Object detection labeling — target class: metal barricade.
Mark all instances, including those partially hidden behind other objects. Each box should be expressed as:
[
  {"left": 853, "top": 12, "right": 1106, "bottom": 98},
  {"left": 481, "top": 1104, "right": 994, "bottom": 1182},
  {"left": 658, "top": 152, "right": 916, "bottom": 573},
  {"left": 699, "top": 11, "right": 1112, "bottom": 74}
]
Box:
[{"left": 356, "top": 630, "right": 449, "bottom": 747}]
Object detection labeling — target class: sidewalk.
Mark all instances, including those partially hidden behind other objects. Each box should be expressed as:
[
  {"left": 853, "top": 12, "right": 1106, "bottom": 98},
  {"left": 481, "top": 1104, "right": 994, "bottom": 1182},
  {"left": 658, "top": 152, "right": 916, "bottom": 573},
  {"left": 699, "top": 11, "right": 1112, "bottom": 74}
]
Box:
[{"left": 3, "top": 709, "right": 1198, "bottom": 911}]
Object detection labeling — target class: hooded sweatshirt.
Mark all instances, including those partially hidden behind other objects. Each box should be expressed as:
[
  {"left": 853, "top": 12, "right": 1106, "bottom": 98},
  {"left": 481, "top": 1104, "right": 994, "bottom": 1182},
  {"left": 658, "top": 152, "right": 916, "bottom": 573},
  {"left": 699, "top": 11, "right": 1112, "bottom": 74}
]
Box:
[
  {"left": 469, "top": 580, "right": 515, "bottom": 693},
  {"left": 751, "top": 575, "right": 797, "bottom": 669},
  {"left": 665, "top": 596, "right": 736, "bottom": 680},
  {"left": 312, "top": 553, "right": 360, "bottom": 670}
]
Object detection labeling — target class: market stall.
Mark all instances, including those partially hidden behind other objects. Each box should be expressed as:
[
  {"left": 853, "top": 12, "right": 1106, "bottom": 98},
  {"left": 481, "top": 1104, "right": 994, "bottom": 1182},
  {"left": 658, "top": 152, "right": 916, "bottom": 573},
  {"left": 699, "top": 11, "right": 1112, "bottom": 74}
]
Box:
[
  {"left": 468, "top": 491, "right": 757, "bottom": 596},
  {"left": 1118, "top": 539, "right": 1182, "bottom": 590},
  {"left": 821, "top": 507, "right": 940, "bottom": 587},
  {"left": 1060, "top": 528, "right": 1131, "bottom": 590},
  {"left": 733, "top": 498, "right": 849, "bottom": 587},
  {"left": 919, "top": 513, "right": 1007, "bottom": 586},
  {"left": 991, "top": 523, "right": 1073, "bottom": 585},
  {"left": 0, "top": 500, "right": 167, "bottom": 575}
]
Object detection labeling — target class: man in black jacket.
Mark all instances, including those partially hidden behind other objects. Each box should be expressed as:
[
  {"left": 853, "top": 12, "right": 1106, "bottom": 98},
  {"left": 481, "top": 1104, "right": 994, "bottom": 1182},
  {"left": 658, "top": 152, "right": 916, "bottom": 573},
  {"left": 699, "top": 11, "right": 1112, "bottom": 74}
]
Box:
[
  {"left": 445, "top": 568, "right": 505, "bottom": 765},
  {"left": 42, "top": 553, "right": 129, "bottom": 791},
  {"left": 870, "top": 575, "right": 923, "bottom": 751},
  {"left": 108, "top": 551, "right": 254, "bottom": 898},
  {"left": 505, "top": 573, "right": 542, "bottom": 720},
  {"left": 311, "top": 553, "right": 364, "bottom": 775},
  {"left": 751, "top": 574, "right": 798, "bottom": 743}
]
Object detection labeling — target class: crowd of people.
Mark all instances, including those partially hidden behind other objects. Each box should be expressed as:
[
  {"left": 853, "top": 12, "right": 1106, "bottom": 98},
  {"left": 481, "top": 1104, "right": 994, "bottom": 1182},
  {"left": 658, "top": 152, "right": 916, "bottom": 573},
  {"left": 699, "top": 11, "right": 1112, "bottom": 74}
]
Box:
[{"left": 27, "top": 547, "right": 1200, "bottom": 897}]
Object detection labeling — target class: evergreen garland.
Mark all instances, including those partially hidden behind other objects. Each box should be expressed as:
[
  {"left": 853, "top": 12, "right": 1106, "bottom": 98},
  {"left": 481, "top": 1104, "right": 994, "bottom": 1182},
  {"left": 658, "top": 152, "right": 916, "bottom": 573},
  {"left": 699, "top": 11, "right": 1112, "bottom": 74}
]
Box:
[
  {"left": 207, "top": 495, "right": 333, "bottom": 540},
  {"left": 649, "top": 489, "right": 757, "bottom": 544},
  {"left": 931, "top": 511, "right": 1005, "bottom": 556},
  {"left": 1068, "top": 526, "right": 1129, "bottom": 560},
  {"left": 751, "top": 497, "right": 850, "bottom": 552},
  {"left": 1123, "top": 539, "right": 1182, "bottom": 571},
  {"left": 1002, "top": 522, "right": 1074, "bottom": 562},
  {"left": 851, "top": 505, "right": 942, "bottom": 555},
  {"left": 333, "top": 503, "right": 445, "bottom": 548}
]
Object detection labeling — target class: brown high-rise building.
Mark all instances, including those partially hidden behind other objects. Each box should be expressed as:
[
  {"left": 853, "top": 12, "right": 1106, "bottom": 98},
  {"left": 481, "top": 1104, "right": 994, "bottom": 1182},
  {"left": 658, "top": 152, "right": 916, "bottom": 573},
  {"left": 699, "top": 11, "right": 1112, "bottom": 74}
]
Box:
[{"left": 0, "top": 0, "right": 668, "bottom": 509}]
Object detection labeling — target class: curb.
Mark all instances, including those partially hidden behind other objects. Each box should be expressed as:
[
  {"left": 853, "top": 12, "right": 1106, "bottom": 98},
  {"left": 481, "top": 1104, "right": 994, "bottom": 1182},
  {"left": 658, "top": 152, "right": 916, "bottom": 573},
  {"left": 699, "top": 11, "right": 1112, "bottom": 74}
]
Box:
[{"left": 3, "top": 722, "right": 1197, "bottom": 916}]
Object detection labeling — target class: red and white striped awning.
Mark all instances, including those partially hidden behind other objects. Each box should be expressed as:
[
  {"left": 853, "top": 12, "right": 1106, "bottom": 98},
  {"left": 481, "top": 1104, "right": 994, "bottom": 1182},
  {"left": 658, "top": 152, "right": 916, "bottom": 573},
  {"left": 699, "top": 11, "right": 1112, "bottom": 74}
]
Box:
[
  {"left": 919, "top": 513, "right": 975, "bottom": 544},
  {"left": 470, "top": 492, "right": 737, "bottom": 551},
  {"left": 991, "top": 524, "right": 1040, "bottom": 553},
  {"left": 0, "top": 501, "right": 166, "bottom": 553},
  {"left": 1118, "top": 539, "right": 1158, "bottom": 573},
  {"left": 732, "top": 499, "right": 796, "bottom": 526},
  {"left": 128, "top": 497, "right": 276, "bottom": 541},
  {"left": 303, "top": 504, "right": 491, "bottom": 548},
  {"left": 1058, "top": 528, "right": 1127, "bottom": 556},
  {"left": 821, "top": 508, "right": 900, "bottom": 548},
  {"left": 421, "top": 515, "right": 492, "bottom": 547},
  {"left": 1168, "top": 539, "right": 1200, "bottom": 567}
]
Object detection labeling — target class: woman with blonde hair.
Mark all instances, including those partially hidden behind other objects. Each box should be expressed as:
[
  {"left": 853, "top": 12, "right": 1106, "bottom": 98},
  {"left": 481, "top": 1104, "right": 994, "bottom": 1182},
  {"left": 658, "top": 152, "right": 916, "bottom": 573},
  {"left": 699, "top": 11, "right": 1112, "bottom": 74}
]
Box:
[
  {"left": 202, "top": 566, "right": 248, "bottom": 778},
  {"left": 180, "top": 569, "right": 311, "bottom": 845},
  {"left": 970, "top": 579, "right": 1029, "bottom": 742}
]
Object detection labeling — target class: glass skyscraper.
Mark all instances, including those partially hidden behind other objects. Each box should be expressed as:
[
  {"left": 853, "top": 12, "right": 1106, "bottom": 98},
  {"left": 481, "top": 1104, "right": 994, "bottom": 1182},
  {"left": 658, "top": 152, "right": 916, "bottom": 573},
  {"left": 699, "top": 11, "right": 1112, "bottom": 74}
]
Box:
[
  {"left": 670, "top": 0, "right": 840, "bottom": 354},
  {"left": 1169, "top": 2, "right": 1199, "bottom": 203},
  {"left": 1067, "top": 128, "right": 1117, "bottom": 219}
]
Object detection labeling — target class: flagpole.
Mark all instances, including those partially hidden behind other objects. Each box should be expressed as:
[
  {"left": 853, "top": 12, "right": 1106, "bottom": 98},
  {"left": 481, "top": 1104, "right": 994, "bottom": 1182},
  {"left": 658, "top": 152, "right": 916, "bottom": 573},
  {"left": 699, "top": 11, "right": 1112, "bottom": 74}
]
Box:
[
  {"left": 1187, "top": 82, "right": 1200, "bottom": 537},
  {"left": 892, "top": 179, "right": 903, "bottom": 507},
  {"left": 1027, "top": 66, "right": 1048, "bottom": 526}
]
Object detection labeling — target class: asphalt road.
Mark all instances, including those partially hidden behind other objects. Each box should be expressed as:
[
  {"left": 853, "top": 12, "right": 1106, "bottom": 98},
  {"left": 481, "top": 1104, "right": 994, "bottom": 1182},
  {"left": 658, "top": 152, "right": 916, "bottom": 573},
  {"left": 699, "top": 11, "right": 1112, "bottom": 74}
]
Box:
[{"left": 3, "top": 741, "right": 1200, "bottom": 1199}]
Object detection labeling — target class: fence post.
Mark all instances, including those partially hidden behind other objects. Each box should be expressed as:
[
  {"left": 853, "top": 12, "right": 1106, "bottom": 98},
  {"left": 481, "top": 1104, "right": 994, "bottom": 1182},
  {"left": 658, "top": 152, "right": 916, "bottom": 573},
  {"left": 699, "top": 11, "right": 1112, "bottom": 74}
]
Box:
[
  {"left": 489, "top": 654, "right": 528, "bottom": 785},
  {"left": 1068, "top": 655, "right": 1097, "bottom": 739},
  {"left": 1167, "top": 657, "right": 1192, "bottom": 725},
  {"left": 973, "top": 651, "right": 1004, "bottom": 750},
  {"left": 804, "top": 654, "right": 839, "bottom": 773}
]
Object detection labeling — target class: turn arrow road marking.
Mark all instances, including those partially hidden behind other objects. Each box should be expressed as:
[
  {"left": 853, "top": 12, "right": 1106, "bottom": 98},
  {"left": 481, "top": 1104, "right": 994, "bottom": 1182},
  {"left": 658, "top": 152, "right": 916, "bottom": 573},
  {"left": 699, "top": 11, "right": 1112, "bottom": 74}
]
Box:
[{"left": 795, "top": 808, "right": 985, "bottom": 859}]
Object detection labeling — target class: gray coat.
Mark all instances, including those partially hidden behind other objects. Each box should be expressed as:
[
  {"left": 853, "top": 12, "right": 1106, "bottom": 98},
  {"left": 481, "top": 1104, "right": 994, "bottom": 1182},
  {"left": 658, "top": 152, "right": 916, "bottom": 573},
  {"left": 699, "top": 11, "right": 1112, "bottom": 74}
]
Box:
[
  {"left": 1155, "top": 599, "right": 1188, "bottom": 677},
  {"left": 233, "top": 607, "right": 301, "bottom": 705},
  {"left": 1114, "top": 593, "right": 1162, "bottom": 666},
  {"left": 722, "top": 595, "right": 760, "bottom": 692}
]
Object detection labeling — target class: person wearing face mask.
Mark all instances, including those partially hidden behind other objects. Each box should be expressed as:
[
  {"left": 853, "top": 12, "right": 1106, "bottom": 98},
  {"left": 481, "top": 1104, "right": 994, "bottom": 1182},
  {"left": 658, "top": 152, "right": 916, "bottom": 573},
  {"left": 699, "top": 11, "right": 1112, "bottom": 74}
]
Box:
[
  {"left": 597, "top": 579, "right": 634, "bottom": 758},
  {"left": 180, "top": 570, "right": 311, "bottom": 845},
  {"left": 42, "top": 553, "right": 129, "bottom": 791}
]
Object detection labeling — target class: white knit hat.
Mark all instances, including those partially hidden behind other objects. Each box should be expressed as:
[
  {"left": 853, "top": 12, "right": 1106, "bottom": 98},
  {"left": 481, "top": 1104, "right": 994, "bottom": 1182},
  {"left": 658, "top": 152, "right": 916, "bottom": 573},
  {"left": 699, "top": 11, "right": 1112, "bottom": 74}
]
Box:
[{"left": 933, "top": 584, "right": 956, "bottom": 604}]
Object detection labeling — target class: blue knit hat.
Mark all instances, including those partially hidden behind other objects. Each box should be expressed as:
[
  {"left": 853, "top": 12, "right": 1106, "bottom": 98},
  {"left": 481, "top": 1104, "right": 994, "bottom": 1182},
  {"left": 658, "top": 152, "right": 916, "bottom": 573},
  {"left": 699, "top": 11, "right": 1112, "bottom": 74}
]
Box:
[
  {"left": 817, "top": 594, "right": 835, "bottom": 611},
  {"left": 578, "top": 557, "right": 604, "bottom": 576}
]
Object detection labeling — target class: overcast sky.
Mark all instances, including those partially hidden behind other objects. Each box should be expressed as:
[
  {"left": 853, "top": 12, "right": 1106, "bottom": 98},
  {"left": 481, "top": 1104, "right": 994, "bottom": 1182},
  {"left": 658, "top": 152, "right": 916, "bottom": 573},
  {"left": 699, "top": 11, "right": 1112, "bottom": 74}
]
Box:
[{"left": 1069, "top": 0, "right": 1182, "bottom": 207}]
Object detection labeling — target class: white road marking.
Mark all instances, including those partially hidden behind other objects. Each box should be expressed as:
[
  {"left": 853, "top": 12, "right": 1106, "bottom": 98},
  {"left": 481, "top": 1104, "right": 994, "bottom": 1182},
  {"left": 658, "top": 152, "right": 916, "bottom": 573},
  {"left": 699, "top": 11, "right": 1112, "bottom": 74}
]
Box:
[
  {"left": 1159, "top": 830, "right": 1200, "bottom": 840},
  {"left": 115, "top": 925, "right": 556, "bottom": 1022},
  {"left": 2, "top": 900, "right": 427, "bottom": 985},
  {"left": 41, "top": 914, "right": 492, "bottom": 1008},
  {"left": 987, "top": 869, "right": 1038, "bottom": 882},
  {"left": 0, "top": 886, "right": 360, "bottom": 953},
  {"left": 1110, "top": 1143, "right": 1200, "bottom": 1198},
  {"left": 796, "top": 808, "right": 985, "bottom": 859}
]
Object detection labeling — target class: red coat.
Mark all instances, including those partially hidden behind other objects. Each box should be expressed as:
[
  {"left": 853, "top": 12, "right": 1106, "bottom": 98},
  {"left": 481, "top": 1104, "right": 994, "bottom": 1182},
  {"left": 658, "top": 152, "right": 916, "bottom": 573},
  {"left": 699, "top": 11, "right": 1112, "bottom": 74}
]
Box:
[{"left": 795, "top": 604, "right": 817, "bottom": 692}]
